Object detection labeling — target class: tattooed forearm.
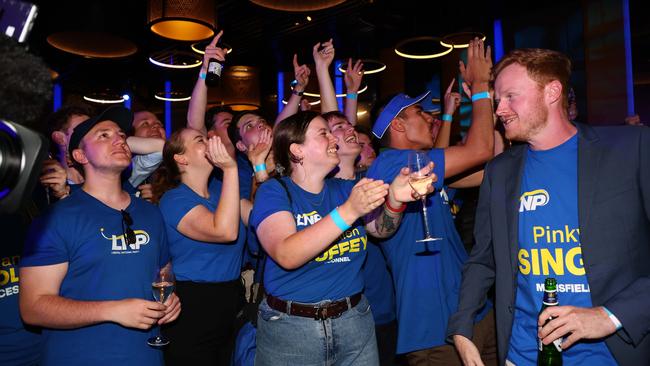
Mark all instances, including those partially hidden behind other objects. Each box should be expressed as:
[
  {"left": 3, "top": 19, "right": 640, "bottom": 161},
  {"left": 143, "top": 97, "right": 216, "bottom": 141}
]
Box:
[{"left": 375, "top": 208, "right": 402, "bottom": 237}]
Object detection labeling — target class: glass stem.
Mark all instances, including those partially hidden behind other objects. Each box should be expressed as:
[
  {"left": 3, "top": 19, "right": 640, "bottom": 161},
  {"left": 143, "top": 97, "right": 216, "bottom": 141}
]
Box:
[{"left": 420, "top": 197, "right": 432, "bottom": 238}]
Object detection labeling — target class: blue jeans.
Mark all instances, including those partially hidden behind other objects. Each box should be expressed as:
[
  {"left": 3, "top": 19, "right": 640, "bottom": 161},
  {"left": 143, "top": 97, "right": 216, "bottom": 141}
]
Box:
[{"left": 255, "top": 295, "right": 379, "bottom": 366}]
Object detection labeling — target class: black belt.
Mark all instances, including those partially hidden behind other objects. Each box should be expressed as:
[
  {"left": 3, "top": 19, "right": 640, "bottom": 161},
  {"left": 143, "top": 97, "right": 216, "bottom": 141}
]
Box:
[{"left": 266, "top": 293, "right": 362, "bottom": 320}]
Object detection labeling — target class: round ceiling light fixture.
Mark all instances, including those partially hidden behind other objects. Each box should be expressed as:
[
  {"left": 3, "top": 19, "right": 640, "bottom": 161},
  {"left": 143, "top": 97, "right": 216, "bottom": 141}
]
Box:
[
  {"left": 148, "top": 0, "right": 216, "bottom": 41},
  {"left": 83, "top": 91, "right": 126, "bottom": 104},
  {"left": 47, "top": 31, "right": 137, "bottom": 59},
  {"left": 337, "top": 59, "right": 386, "bottom": 75},
  {"left": 155, "top": 91, "right": 191, "bottom": 102},
  {"left": 149, "top": 49, "right": 202, "bottom": 69},
  {"left": 440, "top": 32, "right": 487, "bottom": 49},
  {"left": 191, "top": 41, "right": 233, "bottom": 55},
  {"left": 300, "top": 84, "right": 368, "bottom": 98},
  {"left": 394, "top": 36, "right": 453, "bottom": 60},
  {"left": 249, "top": 0, "right": 346, "bottom": 12}
]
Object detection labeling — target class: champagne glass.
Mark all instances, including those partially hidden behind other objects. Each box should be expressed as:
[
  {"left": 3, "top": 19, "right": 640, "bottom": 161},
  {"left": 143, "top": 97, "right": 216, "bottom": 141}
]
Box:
[
  {"left": 147, "top": 262, "right": 175, "bottom": 347},
  {"left": 407, "top": 150, "right": 442, "bottom": 255}
]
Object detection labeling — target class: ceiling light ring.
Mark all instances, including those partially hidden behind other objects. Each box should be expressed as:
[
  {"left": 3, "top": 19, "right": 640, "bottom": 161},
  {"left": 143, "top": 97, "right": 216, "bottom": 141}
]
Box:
[
  {"left": 394, "top": 36, "right": 453, "bottom": 59},
  {"left": 337, "top": 59, "right": 387, "bottom": 75},
  {"left": 298, "top": 84, "right": 368, "bottom": 98},
  {"left": 439, "top": 32, "right": 487, "bottom": 49}
]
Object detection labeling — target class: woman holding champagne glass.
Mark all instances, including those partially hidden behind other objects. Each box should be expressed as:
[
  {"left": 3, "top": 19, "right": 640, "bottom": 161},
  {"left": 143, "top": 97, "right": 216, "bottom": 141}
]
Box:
[
  {"left": 155, "top": 128, "right": 245, "bottom": 365},
  {"left": 250, "top": 111, "right": 432, "bottom": 365}
]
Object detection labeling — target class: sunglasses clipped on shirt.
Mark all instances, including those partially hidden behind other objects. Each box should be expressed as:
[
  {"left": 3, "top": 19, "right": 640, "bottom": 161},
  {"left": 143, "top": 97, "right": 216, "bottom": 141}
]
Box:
[{"left": 121, "top": 209, "right": 137, "bottom": 245}]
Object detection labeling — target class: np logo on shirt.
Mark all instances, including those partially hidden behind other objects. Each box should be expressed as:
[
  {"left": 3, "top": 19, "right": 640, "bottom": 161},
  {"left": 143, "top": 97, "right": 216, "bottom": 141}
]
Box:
[
  {"left": 519, "top": 189, "right": 550, "bottom": 212},
  {"left": 101, "top": 228, "right": 150, "bottom": 254}
]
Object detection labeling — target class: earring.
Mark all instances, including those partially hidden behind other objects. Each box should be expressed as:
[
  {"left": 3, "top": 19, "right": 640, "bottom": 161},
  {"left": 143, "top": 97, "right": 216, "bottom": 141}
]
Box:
[{"left": 299, "top": 157, "right": 304, "bottom": 166}]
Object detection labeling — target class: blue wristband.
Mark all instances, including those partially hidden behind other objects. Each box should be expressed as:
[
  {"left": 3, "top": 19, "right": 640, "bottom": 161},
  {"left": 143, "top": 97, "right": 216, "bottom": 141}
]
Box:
[
  {"left": 330, "top": 207, "right": 351, "bottom": 232},
  {"left": 346, "top": 93, "right": 358, "bottom": 100},
  {"left": 199, "top": 72, "right": 207, "bottom": 80},
  {"left": 471, "top": 91, "right": 490, "bottom": 102},
  {"left": 254, "top": 163, "right": 267, "bottom": 173},
  {"left": 441, "top": 113, "right": 453, "bottom": 122}
]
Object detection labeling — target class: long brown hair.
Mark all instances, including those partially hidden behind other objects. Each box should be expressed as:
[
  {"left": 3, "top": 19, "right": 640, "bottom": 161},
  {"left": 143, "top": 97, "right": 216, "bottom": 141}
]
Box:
[{"left": 151, "top": 129, "right": 186, "bottom": 203}]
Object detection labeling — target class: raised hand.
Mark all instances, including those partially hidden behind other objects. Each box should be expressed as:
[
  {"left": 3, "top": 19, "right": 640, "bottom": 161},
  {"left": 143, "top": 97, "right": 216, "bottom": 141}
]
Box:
[
  {"left": 205, "top": 136, "right": 236, "bottom": 169},
  {"left": 343, "top": 178, "right": 389, "bottom": 218},
  {"left": 313, "top": 38, "right": 335, "bottom": 69},
  {"left": 202, "top": 30, "right": 227, "bottom": 70},
  {"left": 444, "top": 78, "right": 461, "bottom": 115},
  {"left": 459, "top": 38, "right": 492, "bottom": 88},
  {"left": 293, "top": 54, "right": 310, "bottom": 92},
  {"left": 344, "top": 58, "right": 364, "bottom": 93},
  {"left": 246, "top": 127, "right": 272, "bottom": 167},
  {"left": 137, "top": 183, "right": 153, "bottom": 202}
]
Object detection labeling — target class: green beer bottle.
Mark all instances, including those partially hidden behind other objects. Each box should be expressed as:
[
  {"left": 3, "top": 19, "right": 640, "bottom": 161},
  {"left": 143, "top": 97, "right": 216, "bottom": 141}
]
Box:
[{"left": 538, "top": 278, "right": 562, "bottom": 366}]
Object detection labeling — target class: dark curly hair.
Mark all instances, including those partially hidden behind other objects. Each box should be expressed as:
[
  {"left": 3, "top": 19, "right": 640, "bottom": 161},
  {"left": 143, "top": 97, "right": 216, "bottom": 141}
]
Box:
[{"left": 0, "top": 35, "right": 52, "bottom": 130}]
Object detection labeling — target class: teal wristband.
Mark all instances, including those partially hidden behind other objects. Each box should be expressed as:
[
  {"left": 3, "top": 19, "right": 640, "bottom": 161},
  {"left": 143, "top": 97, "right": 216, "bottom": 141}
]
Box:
[
  {"left": 603, "top": 307, "right": 623, "bottom": 330},
  {"left": 346, "top": 93, "right": 358, "bottom": 100},
  {"left": 441, "top": 114, "right": 453, "bottom": 122},
  {"left": 254, "top": 163, "right": 267, "bottom": 173},
  {"left": 471, "top": 91, "right": 490, "bottom": 102},
  {"left": 199, "top": 72, "right": 207, "bottom": 80},
  {"left": 330, "top": 207, "right": 351, "bottom": 232}
]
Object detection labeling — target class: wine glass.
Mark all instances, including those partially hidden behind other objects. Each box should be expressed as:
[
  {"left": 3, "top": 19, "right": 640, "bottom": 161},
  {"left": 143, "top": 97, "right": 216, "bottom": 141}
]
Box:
[
  {"left": 407, "top": 150, "right": 442, "bottom": 255},
  {"left": 147, "top": 262, "right": 175, "bottom": 347}
]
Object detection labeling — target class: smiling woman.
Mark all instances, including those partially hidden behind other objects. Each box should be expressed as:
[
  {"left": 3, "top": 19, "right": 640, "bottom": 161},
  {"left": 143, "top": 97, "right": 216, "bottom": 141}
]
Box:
[{"left": 248, "top": 111, "right": 419, "bottom": 365}]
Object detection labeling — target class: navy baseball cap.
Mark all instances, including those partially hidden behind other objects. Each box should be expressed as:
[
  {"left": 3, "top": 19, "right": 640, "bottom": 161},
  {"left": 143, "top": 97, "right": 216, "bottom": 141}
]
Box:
[
  {"left": 372, "top": 91, "right": 430, "bottom": 139},
  {"left": 69, "top": 105, "right": 133, "bottom": 155}
]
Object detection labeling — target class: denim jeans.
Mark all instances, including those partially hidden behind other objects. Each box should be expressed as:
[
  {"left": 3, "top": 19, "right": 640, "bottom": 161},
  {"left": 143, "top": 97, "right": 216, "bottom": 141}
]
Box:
[{"left": 255, "top": 295, "right": 379, "bottom": 366}]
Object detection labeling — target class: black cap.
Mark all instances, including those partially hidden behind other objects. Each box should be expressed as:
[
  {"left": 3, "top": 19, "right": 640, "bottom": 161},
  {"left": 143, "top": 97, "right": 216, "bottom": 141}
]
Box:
[{"left": 68, "top": 106, "right": 133, "bottom": 156}]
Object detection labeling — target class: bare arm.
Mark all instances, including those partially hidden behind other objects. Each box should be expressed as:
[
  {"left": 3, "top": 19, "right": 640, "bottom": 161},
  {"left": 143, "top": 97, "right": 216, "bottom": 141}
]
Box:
[
  {"left": 19, "top": 263, "right": 166, "bottom": 329},
  {"left": 126, "top": 136, "right": 165, "bottom": 155},
  {"left": 344, "top": 59, "right": 364, "bottom": 125},
  {"left": 177, "top": 137, "right": 240, "bottom": 242},
  {"left": 434, "top": 78, "right": 460, "bottom": 148},
  {"left": 313, "top": 39, "right": 338, "bottom": 113},
  {"left": 187, "top": 31, "right": 225, "bottom": 133},
  {"left": 275, "top": 54, "right": 310, "bottom": 125},
  {"left": 443, "top": 38, "right": 494, "bottom": 178},
  {"left": 257, "top": 178, "right": 388, "bottom": 269}
]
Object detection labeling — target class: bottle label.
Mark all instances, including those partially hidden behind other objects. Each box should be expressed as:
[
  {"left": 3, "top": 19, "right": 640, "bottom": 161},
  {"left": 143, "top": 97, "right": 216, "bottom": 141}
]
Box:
[
  {"left": 208, "top": 61, "right": 222, "bottom": 77},
  {"left": 538, "top": 335, "right": 563, "bottom": 352}
]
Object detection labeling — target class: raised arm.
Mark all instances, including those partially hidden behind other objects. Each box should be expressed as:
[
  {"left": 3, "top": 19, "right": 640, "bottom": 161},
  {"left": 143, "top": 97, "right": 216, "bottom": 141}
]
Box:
[
  {"left": 434, "top": 78, "right": 461, "bottom": 148},
  {"left": 187, "top": 31, "right": 225, "bottom": 134},
  {"left": 443, "top": 38, "right": 494, "bottom": 178},
  {"left": 20, "top": 263, "right": 173, "bottom": 329},
  {"left": 275, "top": 54, "right": 310, "bottom": 124},
  {"left": 313, "top": 39, "right": 338, "bottom": 113},
  {"left": 176, "top": 136, "right": 240, "bottom": 242},
  {"left": 126, "top": 136, "right": 165, "bottom": 155},
  {"left": 344, "top": 59, "right": 364, "bottom": 125},
  {"left": 257, "top": 178, "right": 387, "bottom": 270}
]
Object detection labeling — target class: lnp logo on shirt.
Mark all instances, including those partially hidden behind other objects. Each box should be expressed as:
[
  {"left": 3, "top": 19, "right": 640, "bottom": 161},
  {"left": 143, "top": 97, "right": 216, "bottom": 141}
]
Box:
[
  {"left": 101, "top": 228, "right": 150, "bottom": 254},
  {"left": 519, "top": 189, "right": 550, "bottom": 212}
]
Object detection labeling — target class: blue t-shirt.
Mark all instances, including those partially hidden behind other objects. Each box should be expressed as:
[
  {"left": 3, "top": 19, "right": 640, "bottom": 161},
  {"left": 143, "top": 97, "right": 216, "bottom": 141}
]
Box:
[
  {"left": 1, "top": 213, "right": 42, "bottom": 366},
  {"left": 366, "top": 148, "right": 489, "bottom": 354},
  {"left": 250, "top": 177, "right": 367, "bottom": 303},
  {"left": 21, "top": 190, "right": 169, "bottom": 366},
  {"left": 159, "top": 179, "right": 246, "bottom": 283},
  {"left": 507, "top": 134, "right": 616, "bottom": 365},
  {"left": 362, "top": 241, "right": 396, "bottom": 325},
  {"left": 237, "top": 152, "right": 254, "bottom": 200}
]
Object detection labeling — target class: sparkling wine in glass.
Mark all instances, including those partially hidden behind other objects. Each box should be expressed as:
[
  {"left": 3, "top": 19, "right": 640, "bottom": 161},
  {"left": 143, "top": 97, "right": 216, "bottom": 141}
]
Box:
[
  {"left": 147, "top": 262, "right": 175, "bottom": 347},
  {"left": 407, "top": 150, "right": 442, "bottom": 255}
]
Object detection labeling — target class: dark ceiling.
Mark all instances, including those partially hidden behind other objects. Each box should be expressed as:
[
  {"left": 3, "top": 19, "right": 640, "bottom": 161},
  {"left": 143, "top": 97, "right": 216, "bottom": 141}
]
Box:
[{"left": 23, "top": 0, "right": 650, "bottom": 119}]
